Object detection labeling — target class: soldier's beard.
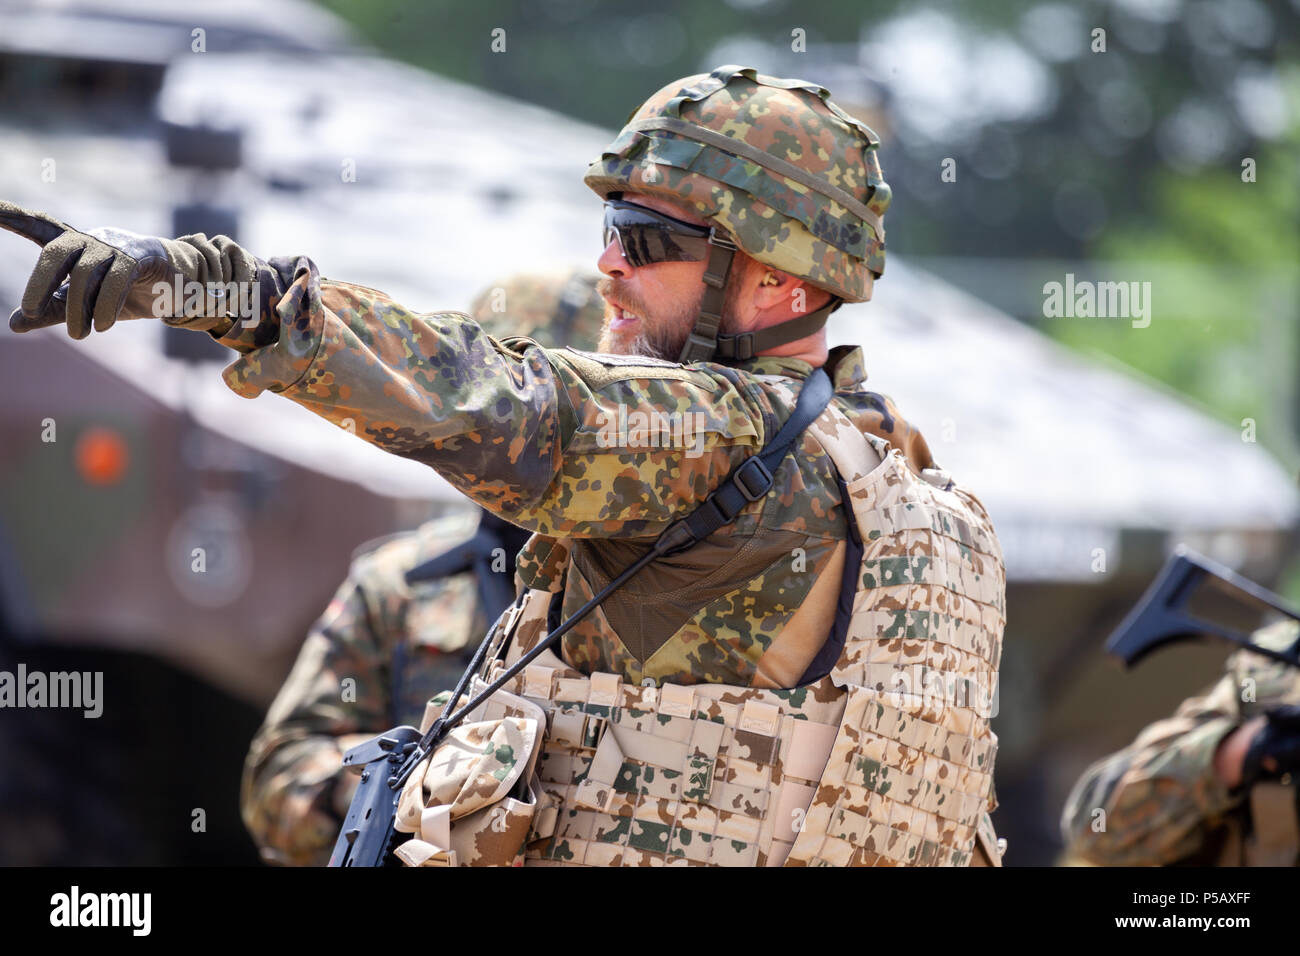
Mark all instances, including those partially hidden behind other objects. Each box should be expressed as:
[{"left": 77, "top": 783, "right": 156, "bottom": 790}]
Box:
[{"left": 597, "top": 269, "right": 746, "bottom": 362}]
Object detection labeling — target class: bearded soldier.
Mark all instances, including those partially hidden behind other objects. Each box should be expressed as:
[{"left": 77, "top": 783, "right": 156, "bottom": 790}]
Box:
[
  {"left": 2, "top": 65, "right": 1006, "bottom": 867},
  {"left": 240, "top": 271, "right": 605, "bottom": 866},
  {"left": 1061, "top": 618, "right": 1300, "bottom": 866}
]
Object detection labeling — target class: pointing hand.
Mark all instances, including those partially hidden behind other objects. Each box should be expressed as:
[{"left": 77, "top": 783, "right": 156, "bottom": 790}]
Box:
[{"left": 0, "top": 200, "right": 265, "bottom": 339}]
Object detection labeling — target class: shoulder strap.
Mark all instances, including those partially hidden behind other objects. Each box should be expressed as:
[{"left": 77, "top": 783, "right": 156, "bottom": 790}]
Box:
[
  {"left": 392, "top": 518, "right": 528, "bottom": 718},
  {"left": 805, "top": 400, "right": 886, "bottom": 484},
  {"left": 654, "top": 366, "right": 834, "bottom": 555}
]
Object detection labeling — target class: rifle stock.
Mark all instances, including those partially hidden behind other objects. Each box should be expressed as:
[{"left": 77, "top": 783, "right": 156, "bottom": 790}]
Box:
[{"left": 1106, "top": 547, "right": 1300, "bottom": 670}]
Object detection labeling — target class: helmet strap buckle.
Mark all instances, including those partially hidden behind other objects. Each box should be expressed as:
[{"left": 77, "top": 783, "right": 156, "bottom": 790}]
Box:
[
  {"left": 680, "top": 332, "right": 720, "bottom": 364},
  {"left": 712, "top": 296, "right": 841, "bottom": 363},
  {"left": 677, "top": 232, "right": 737, "bottom": 364}
]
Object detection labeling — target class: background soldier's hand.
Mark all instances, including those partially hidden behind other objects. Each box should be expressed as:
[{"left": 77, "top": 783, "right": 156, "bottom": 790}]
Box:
[
  {"left": 0, "top": 199, "right": 264, "bottom": 338},
  {"left": 1240, "top": 704, "right": 1300, "bottom": 788}
]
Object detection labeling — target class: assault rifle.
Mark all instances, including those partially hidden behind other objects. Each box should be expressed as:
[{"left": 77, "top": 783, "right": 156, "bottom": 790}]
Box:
[{"left": 1106, "top": 546, "right": 1300, "bottom": 671}]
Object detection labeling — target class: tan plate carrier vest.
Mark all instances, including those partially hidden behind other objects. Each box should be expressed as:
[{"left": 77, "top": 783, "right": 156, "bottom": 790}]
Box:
[{"left": 403, "top": 397, "right": 1008, "bottom": 867}]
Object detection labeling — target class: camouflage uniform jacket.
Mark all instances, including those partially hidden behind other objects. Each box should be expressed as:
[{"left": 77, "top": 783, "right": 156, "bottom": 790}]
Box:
[
  {"left": 241, "top": 510, "right": 489, "bottom": 866},
  {"left": 1061, "top": 619, "right": 1300, "bottom": 866},
  {"left": 211, "top": 258, "right": 941, "bottom": 691}
]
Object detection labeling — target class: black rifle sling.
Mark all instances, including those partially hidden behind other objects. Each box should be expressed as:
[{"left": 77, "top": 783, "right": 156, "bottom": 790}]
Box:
[{"left": 391, "top": 366, "right": 836, "bottom": 788}]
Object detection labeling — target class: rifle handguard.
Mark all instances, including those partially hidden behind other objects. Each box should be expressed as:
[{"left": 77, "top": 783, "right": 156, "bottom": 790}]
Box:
[{"left": 1106, "top": 547, "right": 1300, "bottom": 670}]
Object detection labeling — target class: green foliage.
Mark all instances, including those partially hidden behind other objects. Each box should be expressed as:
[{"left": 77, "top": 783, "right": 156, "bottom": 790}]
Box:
[
  {"left": 1050, "top": 101, "right": 1300, "bottom": 459},
  {"left": 315, "top": 0, "right": 1033, "bottom": 126}
]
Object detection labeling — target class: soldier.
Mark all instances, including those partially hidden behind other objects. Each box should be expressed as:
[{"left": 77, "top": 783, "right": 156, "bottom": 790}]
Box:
[
  {"left": 2, "top": 65, "right": 1006, "bottom": 866},
  {"left": 241, "top": 270, "right": 605, "bottom": 866},
  {"left": 1061, "top": 618, "right": 1300, "bottom": 866}
]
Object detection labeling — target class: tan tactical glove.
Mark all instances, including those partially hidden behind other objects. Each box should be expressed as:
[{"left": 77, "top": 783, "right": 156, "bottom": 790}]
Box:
[{"left": 0, "top": 199, "right": 266, "bottom": 339}]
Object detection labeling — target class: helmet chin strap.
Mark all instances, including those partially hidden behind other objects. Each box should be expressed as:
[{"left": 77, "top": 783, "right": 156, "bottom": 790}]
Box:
[{"left": 677, "top": 230, "right": 841, "bottom": 364}]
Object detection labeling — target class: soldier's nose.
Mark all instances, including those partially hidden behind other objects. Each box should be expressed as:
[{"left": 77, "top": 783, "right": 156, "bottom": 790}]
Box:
[{"left": 598, "top": 238, "right": 630, "bottom": 279}]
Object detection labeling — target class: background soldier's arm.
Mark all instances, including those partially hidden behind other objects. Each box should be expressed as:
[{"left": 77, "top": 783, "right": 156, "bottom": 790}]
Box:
[
  {"left": 240, "top": 570, "right": 391, "bottom": 866},
  {"left": 1060, "top": 674, "right": 1244, "bottom": 865}
]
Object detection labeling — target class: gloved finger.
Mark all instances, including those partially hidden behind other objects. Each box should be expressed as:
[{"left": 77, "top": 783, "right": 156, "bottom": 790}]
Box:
[
  {"left": 93, "top": 254, "right": 146, "bottom": 332},
  {"left": 0, "top": 200, "right": 71, "bottom": 247},
  {"left": 21, "top": 232, "right": 87, "bottom": 329},
  {"left": 65, "top": 244, "right": 115, "bottom": 339},
  {"left": 9, "top": 292, "right": 70, "bottom": 332}
]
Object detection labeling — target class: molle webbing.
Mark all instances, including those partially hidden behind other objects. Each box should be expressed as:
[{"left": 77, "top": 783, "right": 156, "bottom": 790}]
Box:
[
  {"left": 503, "top": 649, "right": 847, "bottom": 867},
  {"left": 784, "top": 402, "right": 1004, "bottom": 866}
]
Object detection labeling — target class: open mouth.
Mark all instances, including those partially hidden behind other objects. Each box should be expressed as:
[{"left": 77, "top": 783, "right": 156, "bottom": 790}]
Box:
[{"left": 608, "top": 304, "right": 642, "bottom": 329}]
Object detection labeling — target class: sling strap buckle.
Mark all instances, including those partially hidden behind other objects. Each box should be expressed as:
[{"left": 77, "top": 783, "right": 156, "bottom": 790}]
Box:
[{"left": 733, "top": 456, "right": 774, "bottom": 501}]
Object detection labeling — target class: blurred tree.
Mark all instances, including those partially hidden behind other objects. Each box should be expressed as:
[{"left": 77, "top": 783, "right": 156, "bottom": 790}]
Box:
[{"left": 317, "top": 0, "right": 908, "bottom": 127}]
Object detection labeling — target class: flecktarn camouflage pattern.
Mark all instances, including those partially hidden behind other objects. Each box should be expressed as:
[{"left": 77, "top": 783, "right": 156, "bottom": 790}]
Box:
[
  {"left": 584, "top": 65, "right": 891, "bottom": 302},
  {"left": 206, "top": 269, "right": 1007, "bottom": 865},
  {"left": 1061, "top": 620, "right": 1300, "bottom": 866},
  {"left": 211, "top": 268, "right": 945, "bottom": 688},
  {"left": 1, "top": 66, "right": 1003, "bottom": 868}
]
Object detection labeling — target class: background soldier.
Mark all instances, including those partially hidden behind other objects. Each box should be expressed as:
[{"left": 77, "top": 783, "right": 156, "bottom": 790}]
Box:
[
  {"left": 240, "top": 270, "right": 604, "bottom": 866},
  {"left": 1062, "top": 619, "right": 1300, "bottom": 866}
]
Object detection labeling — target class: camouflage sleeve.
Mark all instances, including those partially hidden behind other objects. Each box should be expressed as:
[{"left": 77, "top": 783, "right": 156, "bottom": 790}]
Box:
[
  {"left": 211, "top": 257, "right": 768, "bottom": 538},
  {"left": 1059, "top": 674, "right": 1244, "bottom": 865},
  {"left": 240, "top": 568, "right": 392, "bottom": 867}
]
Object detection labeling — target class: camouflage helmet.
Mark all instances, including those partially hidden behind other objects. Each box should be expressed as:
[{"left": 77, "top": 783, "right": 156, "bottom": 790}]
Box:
[
  {"left": 584, "top": 65, "right": 890, "bottom": 363},
  {"left": 469, "top": 270, "right": 604, "bottom": 351}
]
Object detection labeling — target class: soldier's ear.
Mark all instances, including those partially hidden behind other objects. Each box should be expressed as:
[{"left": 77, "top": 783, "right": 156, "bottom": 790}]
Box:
[
  {"left": 751, "top": 266, "right": 802, "bottom": 310},
  {"left": 780, "top": 277, "right": 831, "bottom": 319}
]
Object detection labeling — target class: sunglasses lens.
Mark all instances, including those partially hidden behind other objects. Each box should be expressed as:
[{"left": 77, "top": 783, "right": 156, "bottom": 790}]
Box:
[{"left": 603, "top": 203, "right": 710, "bottom": 268}]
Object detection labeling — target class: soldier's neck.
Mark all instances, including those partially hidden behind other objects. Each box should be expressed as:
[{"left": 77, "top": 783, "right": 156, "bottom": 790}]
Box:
[{"left": 755, "top": 331, "right": 828, "bottom": 368}]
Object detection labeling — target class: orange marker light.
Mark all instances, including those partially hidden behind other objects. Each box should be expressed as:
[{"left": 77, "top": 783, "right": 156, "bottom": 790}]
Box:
[{"left": 75, "top": 427, "right": 129, "bottom": 486}]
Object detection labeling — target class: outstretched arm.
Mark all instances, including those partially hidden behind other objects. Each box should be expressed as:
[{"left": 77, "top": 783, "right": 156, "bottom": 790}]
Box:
[
  {"left": 0, "top": 201, "right": 779, "bottom": 538},
  {"left": 211, "top": 260, "right": 780, "bottom": 538}
]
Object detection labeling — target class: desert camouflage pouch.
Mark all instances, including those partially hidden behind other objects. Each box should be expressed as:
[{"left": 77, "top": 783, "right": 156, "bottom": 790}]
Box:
[{"left": 391, "top": 685, "right": 546, "bottom": 866}]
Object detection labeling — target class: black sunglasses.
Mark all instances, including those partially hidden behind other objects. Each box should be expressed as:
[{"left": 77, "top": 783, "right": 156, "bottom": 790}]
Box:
[{"left": 602, "top": 199, "right": 713, "bottom": 268}]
